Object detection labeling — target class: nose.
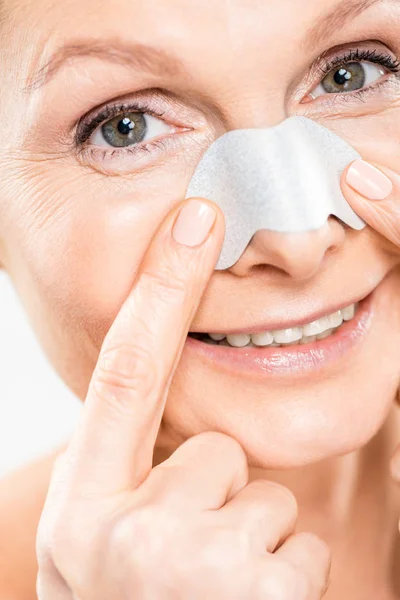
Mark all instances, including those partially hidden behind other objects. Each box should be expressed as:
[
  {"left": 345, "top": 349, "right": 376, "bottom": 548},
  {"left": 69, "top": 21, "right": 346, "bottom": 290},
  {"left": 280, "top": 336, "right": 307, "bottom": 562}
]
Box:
[{"left": 228, "top": 219, "right": 346, "bottom": 280}]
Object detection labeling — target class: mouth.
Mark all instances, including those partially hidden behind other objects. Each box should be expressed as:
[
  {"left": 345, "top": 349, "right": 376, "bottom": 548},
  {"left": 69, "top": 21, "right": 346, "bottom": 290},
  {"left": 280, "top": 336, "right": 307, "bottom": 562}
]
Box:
[
  {"left": 185, "top": 292, "right": 375, "bottom": 379},
  {"left": 188, "top": 302, "right": 358, "bottom": 349}
]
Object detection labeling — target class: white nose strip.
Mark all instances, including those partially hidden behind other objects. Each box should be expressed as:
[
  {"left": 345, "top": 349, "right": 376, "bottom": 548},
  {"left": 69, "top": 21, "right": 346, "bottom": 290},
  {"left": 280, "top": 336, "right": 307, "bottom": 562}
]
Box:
[{"left": 185, "top": 116, "right": 365, "bottom": 270}]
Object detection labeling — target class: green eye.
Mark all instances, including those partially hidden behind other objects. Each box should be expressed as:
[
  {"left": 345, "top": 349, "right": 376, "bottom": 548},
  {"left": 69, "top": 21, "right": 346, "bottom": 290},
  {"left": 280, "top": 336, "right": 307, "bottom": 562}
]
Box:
[
  {"left": 100, "top": 113, "right": 147, "bottom": 148},
  {"left": 322, "top": 62, "right": 365, "bottom": 93},
  {"left": 87, "top": 111, "right": 173, "bottom": 149},
  {"left": 310, "top": 61, "right": 386, "bottom": 99}
]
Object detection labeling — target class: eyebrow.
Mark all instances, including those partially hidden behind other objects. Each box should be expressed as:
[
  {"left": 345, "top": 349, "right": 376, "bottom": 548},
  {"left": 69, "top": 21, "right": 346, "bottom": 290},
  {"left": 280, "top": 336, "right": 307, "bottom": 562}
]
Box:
[
  {"left": 304, "top": 0, "right": 392, "bottom": 51},
  {"left": 25, "top": 41, "right": 185, "bottom": 92},
  {"left": 26, "top": 0, "right": 395, "bottom": 93}
]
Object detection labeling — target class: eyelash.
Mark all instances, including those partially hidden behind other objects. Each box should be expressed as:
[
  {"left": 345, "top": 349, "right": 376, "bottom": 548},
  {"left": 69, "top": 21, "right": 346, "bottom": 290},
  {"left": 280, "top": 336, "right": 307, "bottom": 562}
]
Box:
[
  {"left": 75, "top": 98, "right": 180, "bottom": 165},
  {"left": 76, "top": 100, "right": 168, "bottom": 146},
  {"left": 75, "top": 46, "right": 400, "bottom": 161},
  {"left": 317, "top": 48, "right": 400, "bottom": 79},
  {"left": 311, "top": 48, "right": 400, "bottom": 103}
]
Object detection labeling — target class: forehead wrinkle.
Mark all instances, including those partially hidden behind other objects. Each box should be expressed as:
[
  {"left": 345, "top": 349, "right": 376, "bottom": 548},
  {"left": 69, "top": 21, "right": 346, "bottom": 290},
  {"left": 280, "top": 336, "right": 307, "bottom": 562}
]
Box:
[
  {"left": 304, "top": 0, "right": 394, "bottom": 51},
  {"left": 24, "top": 40, "right": 185, "bottom": 93}
]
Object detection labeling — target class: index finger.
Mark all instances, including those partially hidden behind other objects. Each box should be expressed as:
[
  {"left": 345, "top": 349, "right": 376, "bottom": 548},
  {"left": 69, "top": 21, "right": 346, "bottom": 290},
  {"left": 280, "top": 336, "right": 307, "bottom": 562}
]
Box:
[
  {"left": 342, "top": 159, "right": 400, "bottom": 249},
  {"left": 66, "top": 198, "right": 224, "bottom": 494}
]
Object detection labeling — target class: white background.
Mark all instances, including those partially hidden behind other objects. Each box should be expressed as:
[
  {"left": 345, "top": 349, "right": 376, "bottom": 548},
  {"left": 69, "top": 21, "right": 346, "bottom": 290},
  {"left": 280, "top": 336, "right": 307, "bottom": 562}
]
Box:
[{"left": 0, "top": 270, "right": 81, "bottom": 477}]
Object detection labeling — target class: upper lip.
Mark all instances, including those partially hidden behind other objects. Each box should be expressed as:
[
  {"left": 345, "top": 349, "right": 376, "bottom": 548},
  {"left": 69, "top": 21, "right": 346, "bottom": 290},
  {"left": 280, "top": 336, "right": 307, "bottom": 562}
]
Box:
[{"left": 189, "top": 292, "right": 369, "bottom": 336}]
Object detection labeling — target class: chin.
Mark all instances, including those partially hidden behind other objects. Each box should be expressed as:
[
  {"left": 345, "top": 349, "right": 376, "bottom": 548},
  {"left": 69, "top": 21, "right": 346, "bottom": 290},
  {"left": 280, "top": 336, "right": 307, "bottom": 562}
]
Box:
[{"left": 160, "top": 271, "right": 400, "bottom": 469}]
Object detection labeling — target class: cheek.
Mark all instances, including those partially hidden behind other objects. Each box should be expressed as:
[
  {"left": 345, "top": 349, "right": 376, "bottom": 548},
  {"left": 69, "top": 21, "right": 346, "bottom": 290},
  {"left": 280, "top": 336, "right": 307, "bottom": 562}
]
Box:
[
  {"left": 161, "top": 272, "right": 400, "bottom": 469},
  {"left": 322, "top": 107, "right": 400, "bottom": 172},
  {"left": 49, "top": 204, "right": 156, "bottom": 342},
  {"left": 3, "top": 164, "right": 189, "bottom": 393},
  {"left": 165, "top": 350, "right": 400, "bottom": 469}
]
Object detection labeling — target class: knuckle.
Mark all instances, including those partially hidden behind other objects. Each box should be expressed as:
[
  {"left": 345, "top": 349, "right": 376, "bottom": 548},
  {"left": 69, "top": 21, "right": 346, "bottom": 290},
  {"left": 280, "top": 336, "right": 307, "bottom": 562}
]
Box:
[
  {"left": 192, "top": 431, "right": 247, "bottom": 462},
  {"left": 245, "top": 479, "right": 280, "bottom": 497},
  {"left": 296, "top": 532, "right": 332, "bottom": 595},
  {"left": 260, "top": 481, "right": 298, "bottom": 517},
  {"left": 261, "top": 559, "right": 309, "bottom": 600},
  {"left": 196, "top": 525, "right": 238, "bottom": 568},
  {"left": 109, "top": 505, "right": 166, "bottom": 570},
  {"left": 93, "top": 342, "right": 157, "bottom": 403},
  {"left": 299, "top": 532, "right": 332, "bottom": 564},
  {"left": 139, "top": 268, "right": 188, "bottom": 307},
  {"left": 181, "top": 432, "right": 248, "bottom": 489}
]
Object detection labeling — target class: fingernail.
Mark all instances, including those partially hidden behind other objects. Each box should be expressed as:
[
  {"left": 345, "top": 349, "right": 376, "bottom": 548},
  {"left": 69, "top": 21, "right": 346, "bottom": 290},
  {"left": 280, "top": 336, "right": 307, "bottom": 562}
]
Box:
[
  {"left": 346, "top": 159, "right": 393, "bottom": 200},
  {"left": 172, "top": 199, "right": 216, "bottom": 247}
]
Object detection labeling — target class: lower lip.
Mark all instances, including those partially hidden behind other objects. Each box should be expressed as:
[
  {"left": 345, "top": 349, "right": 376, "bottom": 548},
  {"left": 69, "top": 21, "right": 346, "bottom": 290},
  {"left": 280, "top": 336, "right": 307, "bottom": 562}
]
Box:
[{"left": 184, "top": 293, "right": 374, "bottom": 379}]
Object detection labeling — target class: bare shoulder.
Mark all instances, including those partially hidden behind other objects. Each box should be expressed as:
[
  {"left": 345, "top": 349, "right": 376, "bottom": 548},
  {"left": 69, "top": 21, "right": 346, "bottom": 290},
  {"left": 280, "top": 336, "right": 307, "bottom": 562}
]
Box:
[{"left": 0, "top": 446, "right": 66, "bottom": 600}]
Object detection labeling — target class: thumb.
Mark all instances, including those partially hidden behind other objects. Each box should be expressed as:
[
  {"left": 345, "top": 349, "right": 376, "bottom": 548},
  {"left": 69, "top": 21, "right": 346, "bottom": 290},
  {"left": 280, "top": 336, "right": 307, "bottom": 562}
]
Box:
[{"left": 341, "top": 159, "right": 400, "bottom": 249}]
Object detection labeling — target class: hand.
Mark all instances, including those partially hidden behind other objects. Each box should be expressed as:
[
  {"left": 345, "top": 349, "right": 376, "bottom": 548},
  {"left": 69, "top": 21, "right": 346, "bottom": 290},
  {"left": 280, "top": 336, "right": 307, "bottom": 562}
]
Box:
[
  {"left": 36, "top": 197, "right": 331, "bottom": 600},
  {"left": 342, "top": 158, "right": 400, "bottom": 527},
  {"left": 342, "top": 158, "right": 400, "bottom": 248}
]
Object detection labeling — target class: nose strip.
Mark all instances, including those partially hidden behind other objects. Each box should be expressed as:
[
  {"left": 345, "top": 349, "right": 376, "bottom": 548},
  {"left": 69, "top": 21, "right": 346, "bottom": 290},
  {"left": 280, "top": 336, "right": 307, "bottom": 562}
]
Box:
[{"left": 185, "top": 116, "right": 365, "bottom": 270}]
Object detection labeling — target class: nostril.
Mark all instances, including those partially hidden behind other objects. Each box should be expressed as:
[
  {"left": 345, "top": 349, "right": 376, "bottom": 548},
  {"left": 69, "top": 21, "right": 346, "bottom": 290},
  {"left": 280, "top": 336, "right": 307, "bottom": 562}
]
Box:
[{"left": 228, "top": 219, "right": 346, "bottom": 281}]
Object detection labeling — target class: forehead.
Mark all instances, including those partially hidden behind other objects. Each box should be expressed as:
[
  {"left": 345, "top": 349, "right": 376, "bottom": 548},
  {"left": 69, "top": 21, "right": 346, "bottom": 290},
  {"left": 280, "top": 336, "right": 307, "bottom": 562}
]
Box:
[
  {"left": 5, "top": 0, "right": 347, "bottom": 47},
  {"left": 9, "top": 0, "right": 331, "bottom": 20},
  {"left": 5, "top": 0, "right": 388, "bottom": 95},
  {"left": 6, "top": 0, "right": 395, "bottom": 82},
  {"left": 2, "top": 0, "right": 397, "bottom": 133}
]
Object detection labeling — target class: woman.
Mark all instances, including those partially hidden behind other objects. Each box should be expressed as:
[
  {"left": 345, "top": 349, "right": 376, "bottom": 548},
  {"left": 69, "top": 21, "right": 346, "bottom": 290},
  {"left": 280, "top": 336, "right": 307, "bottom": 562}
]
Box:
[{"left": 1, "top": 0, "right": 400, "bottom": 597}]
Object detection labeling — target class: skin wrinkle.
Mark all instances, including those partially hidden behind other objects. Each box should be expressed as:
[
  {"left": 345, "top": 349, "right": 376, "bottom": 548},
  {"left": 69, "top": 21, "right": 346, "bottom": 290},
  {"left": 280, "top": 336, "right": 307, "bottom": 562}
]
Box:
[
  {"left": 24, "top": 42, "right": 186, "bottom": 93},
  {"left": 1, "top": 0, "right": 400, "bottom": 598},
  {"left": 304, "top": 0, "right": 397, "bottom": 51},
  {"left": 22, "top": 0, "right": 397, "bottom": 96}
]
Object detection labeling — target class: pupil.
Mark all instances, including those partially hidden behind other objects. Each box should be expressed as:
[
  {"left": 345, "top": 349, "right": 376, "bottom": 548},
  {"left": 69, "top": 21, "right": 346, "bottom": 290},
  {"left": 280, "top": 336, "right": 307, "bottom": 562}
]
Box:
[
  {"left": 101, "top": 112, "right": 146, "bottom": 147},
  {"left": 334, "top": 68, "right": 352, "bottom": 86},
  {"left": 118, "top": 117, "right": 135, "bottom": 136}
]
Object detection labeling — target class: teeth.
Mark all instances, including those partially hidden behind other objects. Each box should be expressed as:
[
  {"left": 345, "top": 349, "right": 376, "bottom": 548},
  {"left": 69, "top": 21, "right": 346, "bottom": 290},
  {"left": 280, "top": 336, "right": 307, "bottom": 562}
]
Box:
[
  {"left": 302, "top": 317, "right": 331, "bottom": 337},
  {"left": 226, "top": 334, "right": 251, "bottom": 348},
  {"left": 341, "top": 305, "right": 355, "bottom": 321},
  {"left": 300, "top": 335, "right": 317, "bottom": 345},
  {"left": 251, "top": 331, "right": 274, "bottom": 347},
  {"left": 281, "top": 340, "right": 300, "bottom": 346},
  {"left": 209, "top": 333, "right": 226, "bottom": 341},
  {"left": 202, "top": 302, "right": 358, "bottom": 349},
  {"left": 272, "top": 327, "right": 303, "bottom": 344},
  {"left": 316, "top": 328, "right": 334, "bottom": 340},
  {"left": 329, "top": 311, "right": 343, "bottom": 328}
]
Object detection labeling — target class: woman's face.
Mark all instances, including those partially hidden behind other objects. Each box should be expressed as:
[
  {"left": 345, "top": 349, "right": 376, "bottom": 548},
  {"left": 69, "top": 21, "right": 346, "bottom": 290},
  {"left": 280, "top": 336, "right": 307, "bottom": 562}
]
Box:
[{"left": 2, "top": 0, "right": 400, "bottom": 468}]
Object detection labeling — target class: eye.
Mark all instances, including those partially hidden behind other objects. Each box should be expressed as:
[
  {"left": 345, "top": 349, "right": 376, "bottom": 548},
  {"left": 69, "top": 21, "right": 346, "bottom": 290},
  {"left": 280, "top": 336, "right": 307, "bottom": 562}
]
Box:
[
  {"left": 88, "top": 112, "right": 174, "bottom": 148},
  {"left": 310, "top": 61, "right": 386, "bottom": 99}
]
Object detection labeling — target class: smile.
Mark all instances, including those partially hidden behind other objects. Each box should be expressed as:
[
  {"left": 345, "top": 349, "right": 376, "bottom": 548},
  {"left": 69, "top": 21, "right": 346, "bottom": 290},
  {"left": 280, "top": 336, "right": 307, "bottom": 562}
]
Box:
[
  {"left": 185, "top": 291, "right": 375, "bottom": 379},
  {"left": 189, "top": 303, "right": 358, "bottom": 348}
]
